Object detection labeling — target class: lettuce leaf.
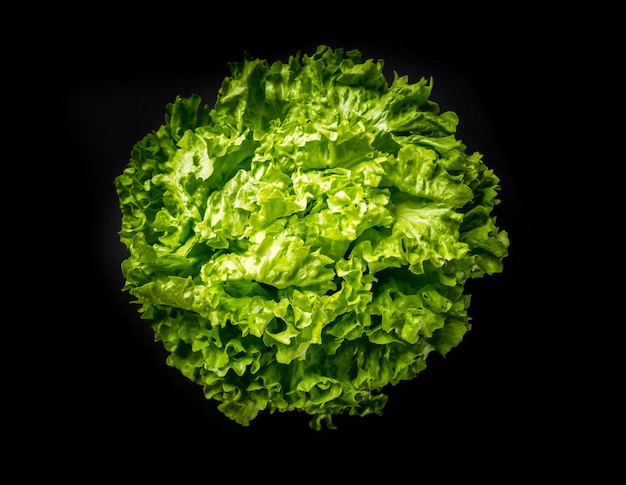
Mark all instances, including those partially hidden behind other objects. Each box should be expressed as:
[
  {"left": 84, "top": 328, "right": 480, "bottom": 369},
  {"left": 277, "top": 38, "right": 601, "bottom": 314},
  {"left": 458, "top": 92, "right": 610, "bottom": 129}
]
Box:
[{"left": 114, "top": 45, "right": 509, "bottom": 429}]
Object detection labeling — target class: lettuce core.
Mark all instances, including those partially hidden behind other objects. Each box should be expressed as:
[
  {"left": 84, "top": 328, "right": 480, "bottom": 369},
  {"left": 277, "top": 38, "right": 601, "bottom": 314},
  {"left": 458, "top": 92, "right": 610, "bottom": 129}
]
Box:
[{"left": 114, "top": 45, "right": 509, "bottom": 429}]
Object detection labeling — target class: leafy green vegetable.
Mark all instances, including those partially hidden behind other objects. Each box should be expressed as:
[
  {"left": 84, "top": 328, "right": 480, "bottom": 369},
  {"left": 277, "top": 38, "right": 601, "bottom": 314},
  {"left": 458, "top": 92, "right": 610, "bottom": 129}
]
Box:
[{"left": 114, "top": 45, "right": 509, "bottom": 429}]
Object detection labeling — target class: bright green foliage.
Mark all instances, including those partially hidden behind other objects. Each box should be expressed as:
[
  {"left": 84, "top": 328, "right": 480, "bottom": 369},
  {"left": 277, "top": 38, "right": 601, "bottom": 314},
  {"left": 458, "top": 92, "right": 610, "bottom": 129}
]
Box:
[{"left": 114, "top": 45, "right": 509, "bottom": 429}]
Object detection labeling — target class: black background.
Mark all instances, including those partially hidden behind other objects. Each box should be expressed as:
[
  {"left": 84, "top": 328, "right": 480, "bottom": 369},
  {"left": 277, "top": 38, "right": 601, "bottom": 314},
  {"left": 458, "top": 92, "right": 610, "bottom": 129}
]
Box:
[{"left": 24, "top": 5, "right": 590, "bottom": 479}]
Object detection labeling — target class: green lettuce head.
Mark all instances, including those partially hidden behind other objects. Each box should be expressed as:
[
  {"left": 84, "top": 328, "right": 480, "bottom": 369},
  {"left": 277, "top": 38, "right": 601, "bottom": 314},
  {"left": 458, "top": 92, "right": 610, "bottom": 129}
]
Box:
[{"left": 114, "top": 45, "right": 509, "bottom": 429}]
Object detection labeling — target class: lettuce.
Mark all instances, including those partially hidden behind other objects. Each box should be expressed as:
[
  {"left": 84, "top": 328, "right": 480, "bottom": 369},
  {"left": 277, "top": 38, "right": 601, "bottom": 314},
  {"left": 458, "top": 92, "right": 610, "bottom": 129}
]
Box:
[{"left": 114, "top": 45, "right": 509, "bottom": 429}]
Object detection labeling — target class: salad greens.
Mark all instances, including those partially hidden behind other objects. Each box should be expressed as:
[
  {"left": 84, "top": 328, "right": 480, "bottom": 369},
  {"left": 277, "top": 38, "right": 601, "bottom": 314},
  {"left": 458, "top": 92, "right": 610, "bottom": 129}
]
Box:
[{"left": 114, "top": 45, "right": 509, "bottom": 429}]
